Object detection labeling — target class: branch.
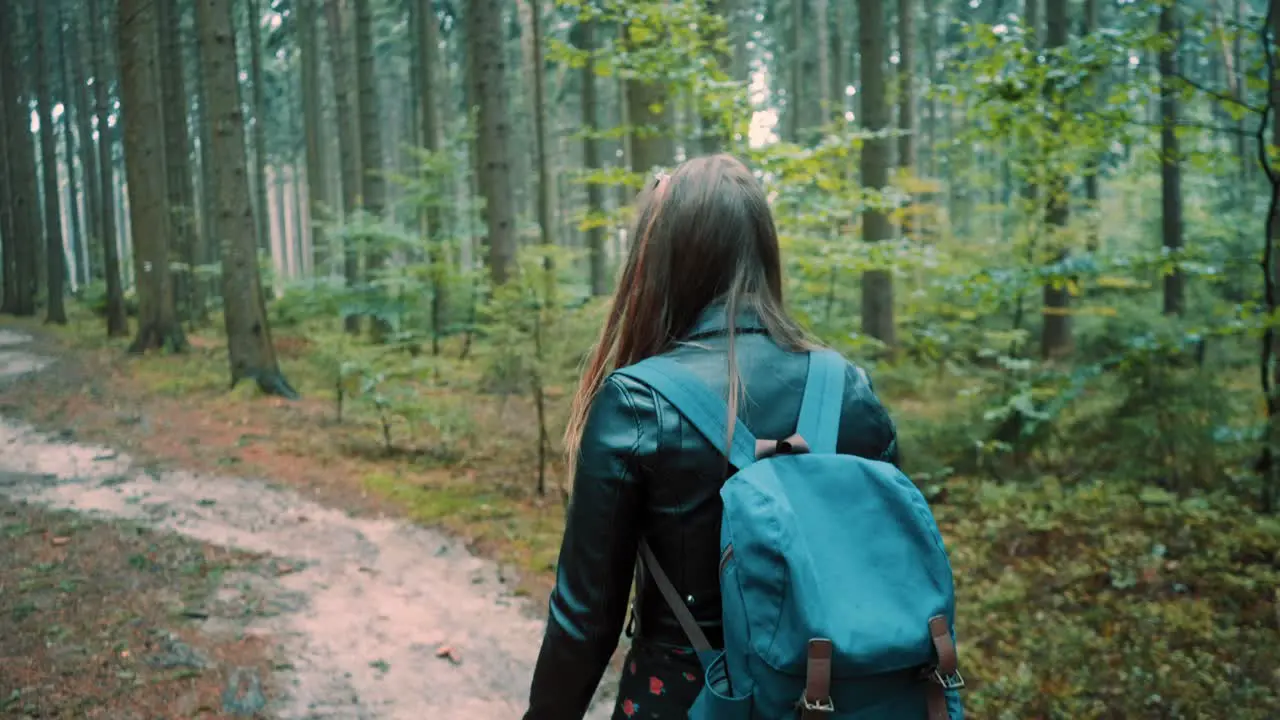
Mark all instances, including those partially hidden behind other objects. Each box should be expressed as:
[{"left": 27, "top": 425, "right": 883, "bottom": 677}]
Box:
[{"left": 1172, "top": 72, "right": 1264, "bottom": 114}]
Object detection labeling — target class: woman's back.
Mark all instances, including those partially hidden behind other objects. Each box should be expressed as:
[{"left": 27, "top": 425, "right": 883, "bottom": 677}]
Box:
[
  {"left": 620, "top": 303, "right": 898, "bottom": 648},
  {"left": 523, "top": 153, "right": 903, "bottom": 720},
  {"left": 524, "top": 302, "right": 899, "bottom": 719}
]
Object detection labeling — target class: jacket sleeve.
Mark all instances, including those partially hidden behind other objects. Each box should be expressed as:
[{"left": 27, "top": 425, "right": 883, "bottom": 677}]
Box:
[
  {"left": 836, "top": 363, "right": 901, "bottom": 467},
  {"left": 523, "top": 375, "right": 657, "bottom": 720}
]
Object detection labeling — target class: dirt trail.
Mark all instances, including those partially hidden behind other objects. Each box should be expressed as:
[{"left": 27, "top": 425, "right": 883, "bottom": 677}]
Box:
[{"left": 0, "top": 329, "right": 615, "bottom": 719}]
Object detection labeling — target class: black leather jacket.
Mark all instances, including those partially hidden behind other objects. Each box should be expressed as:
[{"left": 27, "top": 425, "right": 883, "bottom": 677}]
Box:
[{"left": 523, "top": 305, "right": 900, "bottom": 719}]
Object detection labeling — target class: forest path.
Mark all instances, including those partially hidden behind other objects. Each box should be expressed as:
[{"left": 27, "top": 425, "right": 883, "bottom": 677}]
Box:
[{"left": 0, "top": 328, "right": 615, "bottom": 719}]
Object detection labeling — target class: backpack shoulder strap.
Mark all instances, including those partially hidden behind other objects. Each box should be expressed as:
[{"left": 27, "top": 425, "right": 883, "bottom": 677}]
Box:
[
  {"left": 639, "top": 539, "right": 713, "bottom": 654},
  {"left": 613, "top": 355, "right": 758, "bottom": 470},
  {"left": 796, "top": 349, "right": 847, "bottom": 454}
]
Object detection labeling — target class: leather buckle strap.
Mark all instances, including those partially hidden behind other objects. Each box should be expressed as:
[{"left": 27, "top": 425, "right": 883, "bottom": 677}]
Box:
[
  {"left": 797, "top": 638, "right": 835, "bottom": 718},
  {"left": 924, "top": 615, "right": 964, "bottom": 720}
]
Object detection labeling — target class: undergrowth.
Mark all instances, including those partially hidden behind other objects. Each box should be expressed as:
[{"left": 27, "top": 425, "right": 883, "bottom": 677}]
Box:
[{"left": 36, "top": 295, "right": 1280, "bottom": 717}]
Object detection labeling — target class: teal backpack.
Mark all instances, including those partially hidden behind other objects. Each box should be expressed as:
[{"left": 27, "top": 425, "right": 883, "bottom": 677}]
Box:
[{"left": 614, "top": 349, "right": 965, "bottom": 720}]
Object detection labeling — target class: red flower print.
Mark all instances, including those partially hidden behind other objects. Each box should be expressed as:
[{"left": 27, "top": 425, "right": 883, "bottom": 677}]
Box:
[
  {"left": 621, "top": 698, "right": 637, "bottom": 717},
  {"left": 649, "top": 676, "right": 665, "bottom": 695},
  {"left": 683, "top": 672, "right": 697, "bottom": 682},
  {"left": 629, "top": 661, "right": 636, "bottom": 675}
]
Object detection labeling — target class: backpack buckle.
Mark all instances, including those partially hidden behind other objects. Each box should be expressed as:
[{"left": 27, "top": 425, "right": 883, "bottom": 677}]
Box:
[
  {"left": 797, "top": 695, "right": 835, "bottom": 713},
  {"left": 929, "top": 667, "right": 966, "bottom": 691}
]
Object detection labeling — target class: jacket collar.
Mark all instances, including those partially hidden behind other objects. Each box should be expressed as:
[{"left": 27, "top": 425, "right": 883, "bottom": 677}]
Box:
[{"left": 683, "top": 301, "right": 766, "bottom": 340}]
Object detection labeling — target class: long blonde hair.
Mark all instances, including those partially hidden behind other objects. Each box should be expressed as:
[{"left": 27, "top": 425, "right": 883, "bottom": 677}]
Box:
[{"left": 563, "top": 154, "right": 815, "bottom": 480}]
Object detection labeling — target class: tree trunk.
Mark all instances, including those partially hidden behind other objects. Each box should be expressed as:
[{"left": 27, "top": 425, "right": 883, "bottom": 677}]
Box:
[
  {"left": 1083, "top": 0, "right": 1100, "bottom": 252},
  {"left": 90, "top": 0, "right": 129, "bottom": 336},
  {"left": 729, "top": 0, "right": 751, "bottom": 85},
  {"left": 35, "top": 0, "right": 67, "bottom": 323},
  {"left": 923, "top": 0, "right": 937, "bottom": 178},
  {"left": 118, "top": 0, "right": 186, "bottom": 352},
  {"left": 1040, "top": 0, "right": 1071, "bottom": 359},
  {"left": 1158, "top": 1, "right": 1182, "bottom": 316},
  {"left": 57, "top": 12, "right": 85, "bottom": 291},
  {"left": 417, "top": 0, "right": 447, "bottom": 353},
  {"left": 0, "top": 5, "right": 17, "bottom": 314},
  {"left": 0, "top": 10, "right": 12, "bottom": 314},
  {"left": 814, "top": 0, "right": 831, "bottom": 124},
  {"left": 787, "top": 0, "right": 803, "bottom": 141},
  {"left": 831, "top": 0, "right": 846, "bottom": 117},
  {"left": 575, "top": 19, "right": 607, "bottom": 296},
  {"left": 699, "top": 0, "right": 734, "bottom": 153},
  {"left": 325, "top": 0, "right": 362, "bottom": 334},
  {"left": 192, "top": 7, "right": 217, "bottom": 320},
  {"left": 1, "top": 0, "right": 42, "bottom": 317},
  {"left": 246, "top": 0, "right": 271, "bottom": 279},
  {"left": 70, "top": 2, "right": 102, "bottom": 285},
  {"left": 468, "top": 0, "right": 518, "bottom": 286},
  {"left": 300, "top": 0, "right": 328, "bottom": 277},
  {"left": 624, "top": 16, "right": 675, "bottom": 174},
  {"left": 898, "top": 0, "right": 916, "bottom": 240},
  {"left": 1235, "top": 0, "right": 1248, "bottom": 185},
  {"left": 158, "top": 0, "right": 200, "bottom": 325},
  {"left": 353, "top": 0, "right": 391, "bottom": 339},
  {"left": 195, "top": 0, "right": 297, "bottom": 398},
  {"left": 858, "top": 0, "right": 894, "bottom": 347},
  {"left": 524, "top": 0, "right": 555, "bottom": 253}
]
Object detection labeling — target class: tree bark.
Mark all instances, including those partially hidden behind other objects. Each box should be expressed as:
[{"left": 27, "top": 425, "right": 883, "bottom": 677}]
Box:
[
  {"left": 69, "top": 0, "right": 102, "bottom": 285},
  {"left": 118, "top": 0, "right": 186, "bottom": 352},
  {"left": 575, "top": 19, "right": 608, "bottom": 297},
  {"left": 787, "top": 0, "right": 803, "bottom": 141},
  {"left": 56, "top": 9, "right": 85, "bottom": 291},
  {"left": 859, "top": 0, "right": 894, "bottom": 347},
  {"left": 246, "top": 0, "right": 271, "bottom": 276},
  {"left": 300, "top": 0, "right": 328, "bottom": 277},
  {"left": 90, "top": 0, "right": 128, "bottom": 336},
  {"left": 192, "top": 4, "right": 217, "bottom": 319},
  {"left": 35, "top": 0, "right": 67, "bottom": 323},
  {"left": 814, "top": 0, "right": 831, "bottom": 124},
  {"left": 729, "top": 0, "right": 751, "bottom": 85},
  {"left": 158, "top": 0, "right": 200, "bottom": 324},
  {"left": 194, "top": 0, "right": 296, "bottom": 398},
  {"left": 1158, "top": 1, "right": 1183, "bottom": 316},
  {"left": 0, "top": 4, "right": 17, "bottom": 313},
  {"left": 468, "top": 0, "right": 518, "bottom": 286},
  {"left": 416, "top": 0, "right": 447, "bottom": 353},
  {"left": 624, "top": 13, "right": 675, "bottom": 174},
  {"left": 898, "top": 0, "right": 916, "bottom": 176},
  {"left": 1, "top": 0, "right": 42, "bottom": 317},
  {"left": 898, "top": 0, "right": 916, "bottom": 240},
  {"left": 353, "top": 0, "right": 392, "bottom": 339},
  {"left": 1083, "top": 0, "right": 1100, "bottom": 251},
  {"left": 831, "top": 0, "right": 847, "bottom": 117},
  {"left": 325, "top": 0, "right": 362, "bottom": 334},
  {"left": 1040, "top": 0, "right": 1072, "bottom": 359},
  {"left": 923, "top": 0, "right": 937, "bottom": 177},
  {"left": 524, "top": 0, "right": 555, "bottom": 252}
]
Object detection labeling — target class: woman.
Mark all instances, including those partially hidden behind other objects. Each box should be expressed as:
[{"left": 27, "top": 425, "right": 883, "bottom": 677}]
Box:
[{"left": 523, "top": 154, "right": 900, "bottom": 719}]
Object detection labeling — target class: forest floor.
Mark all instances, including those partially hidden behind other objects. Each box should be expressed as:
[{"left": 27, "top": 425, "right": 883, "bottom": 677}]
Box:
[
  {"left": 4, "top": 312, "right": 1278, "bottom": 718},
  {"left": 0, "top": 323, "right": 617, "bottom": 719}
]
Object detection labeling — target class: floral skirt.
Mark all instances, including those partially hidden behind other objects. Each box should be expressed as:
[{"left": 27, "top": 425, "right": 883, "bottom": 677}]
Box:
[{"left": 612, "top": 639, "right": 705, "bottom": 719}]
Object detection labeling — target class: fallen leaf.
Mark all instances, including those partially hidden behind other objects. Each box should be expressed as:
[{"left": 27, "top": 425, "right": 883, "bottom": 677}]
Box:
[{"left": 435, "top": 645, "right": 461, "bottom": 665}]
